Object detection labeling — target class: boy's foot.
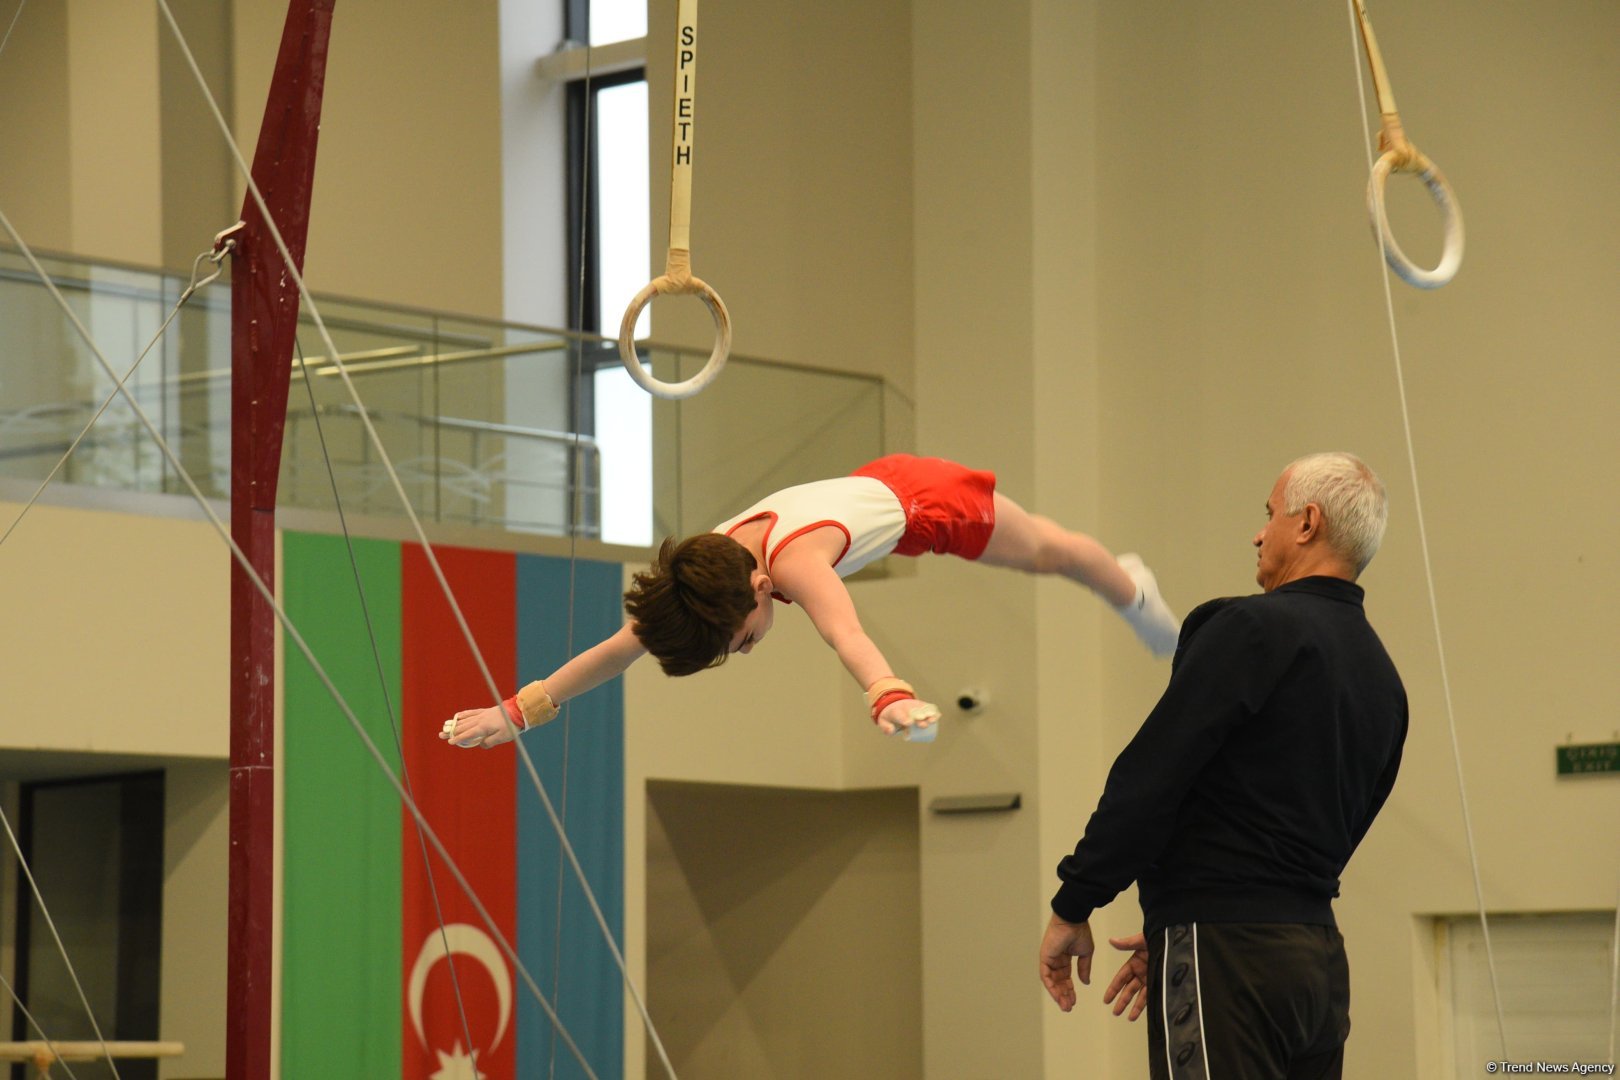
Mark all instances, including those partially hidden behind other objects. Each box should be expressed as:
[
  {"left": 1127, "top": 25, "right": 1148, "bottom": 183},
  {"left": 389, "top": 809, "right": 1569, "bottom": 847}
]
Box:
[{"left": 1115, "top": 554, "right": 1181, "bottom": 658}]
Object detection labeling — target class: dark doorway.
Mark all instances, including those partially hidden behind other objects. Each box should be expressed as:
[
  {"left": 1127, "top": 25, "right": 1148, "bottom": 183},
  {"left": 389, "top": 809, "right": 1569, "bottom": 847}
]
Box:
[{"left": 11, "top": 771, "right": 164, "bottom": 1080}]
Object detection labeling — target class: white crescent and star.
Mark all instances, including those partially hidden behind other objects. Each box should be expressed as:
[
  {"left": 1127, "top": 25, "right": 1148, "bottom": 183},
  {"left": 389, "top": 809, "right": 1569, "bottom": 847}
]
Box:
[{"left": 407, "top": 923, "right": 513, "bottom": 1062}]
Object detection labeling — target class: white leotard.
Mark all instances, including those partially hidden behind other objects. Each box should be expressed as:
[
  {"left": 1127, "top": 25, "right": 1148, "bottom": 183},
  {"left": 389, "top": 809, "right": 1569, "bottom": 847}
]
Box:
[{"left": 713, "top": 476, "right": 906, "bottom": 579}]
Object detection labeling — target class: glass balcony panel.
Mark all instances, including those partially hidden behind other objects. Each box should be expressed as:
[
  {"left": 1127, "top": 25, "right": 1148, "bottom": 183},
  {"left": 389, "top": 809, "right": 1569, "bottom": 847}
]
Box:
[
  {"left": 0, "top": 247, "right": 914, "bottom": 554},
  {"left": 647, "top": 347, "right": 888, "bottom": 539},
  {"left": 0, "top": 251, "right": 233, "bottom": 500}
]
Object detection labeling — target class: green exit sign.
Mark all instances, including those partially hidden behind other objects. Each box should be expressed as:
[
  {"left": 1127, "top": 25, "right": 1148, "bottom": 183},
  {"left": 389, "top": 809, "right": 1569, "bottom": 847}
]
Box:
[{"left": 1556, "top": 742, "right": 1620, "bottom": 776}]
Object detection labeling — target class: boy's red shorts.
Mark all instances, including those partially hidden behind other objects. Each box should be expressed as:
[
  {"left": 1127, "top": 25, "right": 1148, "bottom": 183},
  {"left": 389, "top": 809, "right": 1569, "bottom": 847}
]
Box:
[{"left": 851, "top": 454, "right": 998, "bottom": 560}]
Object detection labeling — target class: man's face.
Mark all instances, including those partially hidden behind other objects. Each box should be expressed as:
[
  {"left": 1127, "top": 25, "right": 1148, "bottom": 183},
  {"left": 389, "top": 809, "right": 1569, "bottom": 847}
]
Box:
[{"left": 1252, "top": 471, "right": 1300, "bottom": 592}]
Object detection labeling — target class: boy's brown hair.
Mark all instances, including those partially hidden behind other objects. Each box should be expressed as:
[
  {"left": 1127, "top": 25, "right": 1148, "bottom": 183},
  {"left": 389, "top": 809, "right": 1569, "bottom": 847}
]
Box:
[{"left": 624, "top": 533, "right": 758, "bottom": 676}]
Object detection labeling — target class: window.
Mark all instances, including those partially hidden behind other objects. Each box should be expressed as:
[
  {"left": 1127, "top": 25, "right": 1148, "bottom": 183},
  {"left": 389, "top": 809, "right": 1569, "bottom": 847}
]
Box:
[
  {"left": 563, "top": 5, "right": 653, "bottom": 547},
  {"left": 575, "top": 0, "right": 645, "bottom": 47}
]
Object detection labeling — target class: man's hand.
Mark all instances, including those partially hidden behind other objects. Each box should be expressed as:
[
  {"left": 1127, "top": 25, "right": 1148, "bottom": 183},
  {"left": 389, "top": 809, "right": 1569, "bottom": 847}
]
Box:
[
  {"left": 1038, "top": 913, "right": 1094, "bottom": 1012},
  {"left": 1102, "top": 933, "right": 1150, "bottom": 1021},
  {"left": 876, "top": 697, "right": 937, "bottom": 736},
  {"left": 441, "top": 704, "right": 520, "bottom": 749}
]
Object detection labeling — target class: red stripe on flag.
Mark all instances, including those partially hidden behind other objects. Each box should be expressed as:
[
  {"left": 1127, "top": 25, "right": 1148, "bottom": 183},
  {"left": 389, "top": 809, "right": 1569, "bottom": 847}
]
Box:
[{"left": 400, "top": 544, "right": 517, "bottom": 1079}]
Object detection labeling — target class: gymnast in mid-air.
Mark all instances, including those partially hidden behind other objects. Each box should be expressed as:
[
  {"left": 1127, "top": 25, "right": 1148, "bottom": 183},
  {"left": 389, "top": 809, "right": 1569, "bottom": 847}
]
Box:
[{"left": 442, "top": 453, "right": 1180, "bottom": 746}]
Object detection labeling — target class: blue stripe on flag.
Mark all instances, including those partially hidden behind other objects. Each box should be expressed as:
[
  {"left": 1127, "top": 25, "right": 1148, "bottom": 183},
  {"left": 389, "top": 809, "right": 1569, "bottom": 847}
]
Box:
[{"left": 516, "top": 555, "right": 626, "bottom": 1079}]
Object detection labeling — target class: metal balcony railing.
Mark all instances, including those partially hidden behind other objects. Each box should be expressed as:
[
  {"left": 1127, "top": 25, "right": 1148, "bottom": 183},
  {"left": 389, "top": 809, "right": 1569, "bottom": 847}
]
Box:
[{"left": 0, "top": 246, "right": 914, "bottom": 547}]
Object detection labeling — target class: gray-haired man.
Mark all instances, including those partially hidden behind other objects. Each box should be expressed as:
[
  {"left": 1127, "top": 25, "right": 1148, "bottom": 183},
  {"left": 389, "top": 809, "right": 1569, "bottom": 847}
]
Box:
[{"left": 1039, "top": 452, "right": 1408, "bottom": 1079}]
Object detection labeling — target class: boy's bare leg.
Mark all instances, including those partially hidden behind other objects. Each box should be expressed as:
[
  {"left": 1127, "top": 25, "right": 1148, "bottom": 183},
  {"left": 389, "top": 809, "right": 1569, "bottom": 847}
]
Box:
[
  {"left": 979, "top": 493, "right": 1137, "bottom": 604},
  {"left": 980, "top": 494, "right": 1180, "bottom": 656}
]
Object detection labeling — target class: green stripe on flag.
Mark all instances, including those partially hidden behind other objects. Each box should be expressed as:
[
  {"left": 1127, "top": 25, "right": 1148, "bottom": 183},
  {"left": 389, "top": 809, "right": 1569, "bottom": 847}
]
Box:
[{"left": 282, "top": 531, "right": 403, "bottom": 1075}]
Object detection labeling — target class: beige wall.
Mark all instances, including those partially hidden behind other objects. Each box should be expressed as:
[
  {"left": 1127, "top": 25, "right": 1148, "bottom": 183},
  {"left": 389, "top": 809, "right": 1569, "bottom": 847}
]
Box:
[
  {"left": 643, "top": 0, "right": 915, "bottom": 388},
  {"left": 642, "top": 0, "right": 918, "bottom": 554},
  {"left": 0, "top": 498, "right": 229, "bottom": 758},
  {"left": 65, "top": 1, "right": 162, "bottom": 264},
  {"left": 0, "top": 498, "right": 230, "bottom": 1077},
  {"left": 159, "top": 0, "right": 237, "bottom": 273},
  {"left": 0, "top": 2, "right": 72, "bottom": 250},
  {"left": 906, "top": 2, "right": 1045, "bottom": 1075},
  {"left": 644, "top": 781, "right": 921, "bottom": 1078},
  {"left": 161, "top": 760, "right": 230, "bottom": 1080},
  {"left": 632, "top": 0, "right": 1098, "bottom": 1074},
  {"left": 1085, "top": 1, "right": 1620, "bottom": 1076},
  {"left": 0, "top": 1, "right": 158, "bottom": 261},
  {"left": 1, "top": 1, "right": 506, "bottom": 318},
  {"left": 229, "top": 0, "right": 506, "bottom": 318},
  {"left": 3, "top": 2, "right": 1618, "bottom": 1078},
  {"left": 1029, "top": 2, "right": 1137, "bottom": 1073},
  {"left": 0, "top": 2, "right": 226, "bottom": 266},
  {"left": 632, "top": 1, "right": 1620, "bottom": 1078}
]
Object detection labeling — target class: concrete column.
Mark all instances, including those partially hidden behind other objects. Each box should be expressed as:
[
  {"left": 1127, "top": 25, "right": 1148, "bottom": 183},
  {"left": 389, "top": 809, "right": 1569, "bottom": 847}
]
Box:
[
  {"left": 909, "top": 2, "right": 1042, "bottom": 1075},
  {"left": 66, "top": 0, "right": 163, "bottom": 264}
]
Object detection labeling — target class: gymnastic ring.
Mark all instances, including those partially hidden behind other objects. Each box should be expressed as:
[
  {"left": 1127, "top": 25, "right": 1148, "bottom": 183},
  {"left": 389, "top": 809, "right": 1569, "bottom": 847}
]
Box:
[
  {"left": 616, "top": 275, "right": 732, "bottom": 400},
  {"left": 1366, "top": 150, "right": 1465, "bottom": 290}
]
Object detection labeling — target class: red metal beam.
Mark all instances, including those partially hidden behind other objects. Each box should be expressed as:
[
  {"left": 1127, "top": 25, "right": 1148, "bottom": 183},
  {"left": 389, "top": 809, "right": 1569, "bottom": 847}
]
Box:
[{"left": 228, "top": 4, "right": 334, "bottom": 1079}]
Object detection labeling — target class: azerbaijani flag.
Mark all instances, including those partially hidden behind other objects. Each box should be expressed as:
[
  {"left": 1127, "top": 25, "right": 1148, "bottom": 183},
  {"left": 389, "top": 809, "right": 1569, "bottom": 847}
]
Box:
[{"left": 281, "top": 532, "right": 624, "bottom": 1078}]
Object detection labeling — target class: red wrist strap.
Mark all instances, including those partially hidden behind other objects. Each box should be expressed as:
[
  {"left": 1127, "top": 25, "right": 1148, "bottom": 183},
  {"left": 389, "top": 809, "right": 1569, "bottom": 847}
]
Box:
[
  {"left": 870, "top": 688, "right": 913, "bottom": 722},
  {"left": 500, "top": 696, "right": 526, "bottom": 731}
]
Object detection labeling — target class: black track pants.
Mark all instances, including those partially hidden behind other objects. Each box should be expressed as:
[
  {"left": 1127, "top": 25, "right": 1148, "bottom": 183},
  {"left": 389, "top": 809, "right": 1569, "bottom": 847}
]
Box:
[{"left": 1145, "top": 922, "right": 1350, "bottom": 1080}]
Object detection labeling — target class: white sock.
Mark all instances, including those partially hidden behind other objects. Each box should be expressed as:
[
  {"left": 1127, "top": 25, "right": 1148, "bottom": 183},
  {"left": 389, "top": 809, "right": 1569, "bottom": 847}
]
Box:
[{"left": 1114, "top": 553, "right": 1181, "bottom": 658}]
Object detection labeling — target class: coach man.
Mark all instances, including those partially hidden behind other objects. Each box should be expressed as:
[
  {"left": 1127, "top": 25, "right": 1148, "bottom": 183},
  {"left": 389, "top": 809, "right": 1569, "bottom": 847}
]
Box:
[{"left": 1039, "top": 452, "right": 1408, "bottom": 1078}]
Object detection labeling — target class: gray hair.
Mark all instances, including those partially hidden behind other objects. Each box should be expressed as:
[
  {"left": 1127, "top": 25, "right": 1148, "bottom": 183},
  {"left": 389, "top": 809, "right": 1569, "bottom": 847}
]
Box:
[{"left": 1282, "top": 452, "right": 1388, "bottom": 573}]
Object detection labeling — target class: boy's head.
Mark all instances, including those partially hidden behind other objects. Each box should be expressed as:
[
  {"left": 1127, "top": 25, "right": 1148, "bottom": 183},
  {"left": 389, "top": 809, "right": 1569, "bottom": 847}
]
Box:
[{"left": 624, "top": 534, "right": 773, "bottom": 675}]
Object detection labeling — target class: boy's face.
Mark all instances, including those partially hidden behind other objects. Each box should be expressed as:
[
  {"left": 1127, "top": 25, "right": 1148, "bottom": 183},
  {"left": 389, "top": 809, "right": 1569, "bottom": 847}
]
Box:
[{"left": 728, "top": 572, "right": 775, "bottom": 655}]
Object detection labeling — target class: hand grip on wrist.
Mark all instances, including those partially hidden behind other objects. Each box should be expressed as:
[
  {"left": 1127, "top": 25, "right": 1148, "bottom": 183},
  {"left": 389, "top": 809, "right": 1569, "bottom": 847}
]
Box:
[
  {"left": 509, "top": 680, "right": 560, "bottom": 730},
  {"left": 865, "top": 676, "right": 914, "bottom": 722}
]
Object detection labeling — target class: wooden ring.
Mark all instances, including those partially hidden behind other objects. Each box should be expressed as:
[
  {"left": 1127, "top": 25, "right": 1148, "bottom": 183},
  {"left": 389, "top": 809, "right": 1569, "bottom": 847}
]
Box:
[
  {"left": 1366, "top": 150, "right": 1465, "bottom": 289},
  {"left": 616, "top": 275, "right": 732, "bottom": 399}
]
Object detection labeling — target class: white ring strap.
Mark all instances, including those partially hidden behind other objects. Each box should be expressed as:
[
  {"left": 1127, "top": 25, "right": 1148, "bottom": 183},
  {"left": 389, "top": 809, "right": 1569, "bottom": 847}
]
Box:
[{"left": 616, "top": 0, "right": 731, "bottom": 399}]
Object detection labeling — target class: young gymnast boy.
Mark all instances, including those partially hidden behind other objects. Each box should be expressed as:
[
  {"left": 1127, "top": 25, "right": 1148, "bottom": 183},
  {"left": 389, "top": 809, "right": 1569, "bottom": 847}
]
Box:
[{"left": 442, "top": 454, "right": 1180, "bottom": 747}]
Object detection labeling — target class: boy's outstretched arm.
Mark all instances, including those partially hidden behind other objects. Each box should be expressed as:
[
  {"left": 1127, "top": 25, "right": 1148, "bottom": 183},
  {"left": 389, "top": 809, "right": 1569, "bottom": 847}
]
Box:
[
  {"left": 443, "top": 622, "right": 647, "bottom": 749},
  {"left": 774, "top": 556, "right": 938, "bottom": 737}
]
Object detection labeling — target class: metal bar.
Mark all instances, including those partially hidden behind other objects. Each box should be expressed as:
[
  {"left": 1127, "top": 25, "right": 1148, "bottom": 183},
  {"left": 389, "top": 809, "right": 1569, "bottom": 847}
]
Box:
[
  {"left": 301, "top": 401, "right": 601, "bottom": 447},
  {"left": 2, "top": 401, "right": 597, "bottom": 459},
  {"left": 226, "top": 5, "right": 334, "bottom": 1080},
  {"left": 172, "top": 344, "right": 422, "bottom": 386},
  {"left": 173, "top": 338, "right": 572, "bottom": 387},
  {"left": 0, "top": 1041, "right": 186, "bottom": 1061},
  {"left": 305, "top": 337, "right": 569, "bottom": 377}
]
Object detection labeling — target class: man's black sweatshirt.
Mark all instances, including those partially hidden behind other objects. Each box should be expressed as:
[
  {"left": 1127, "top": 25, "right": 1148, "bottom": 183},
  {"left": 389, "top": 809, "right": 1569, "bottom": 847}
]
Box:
[{"left": 1051, "top": 576, "right": 1407, "bottom": 935}]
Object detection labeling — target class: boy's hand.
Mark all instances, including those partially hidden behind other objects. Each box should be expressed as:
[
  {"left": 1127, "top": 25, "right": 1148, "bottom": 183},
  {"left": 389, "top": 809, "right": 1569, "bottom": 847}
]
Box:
[
  {"left": 876, "top": 697, "right": 938, "bottom": 737},
  {"left": 441, "top": 704, "right": 520, "bottom": 749}
]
